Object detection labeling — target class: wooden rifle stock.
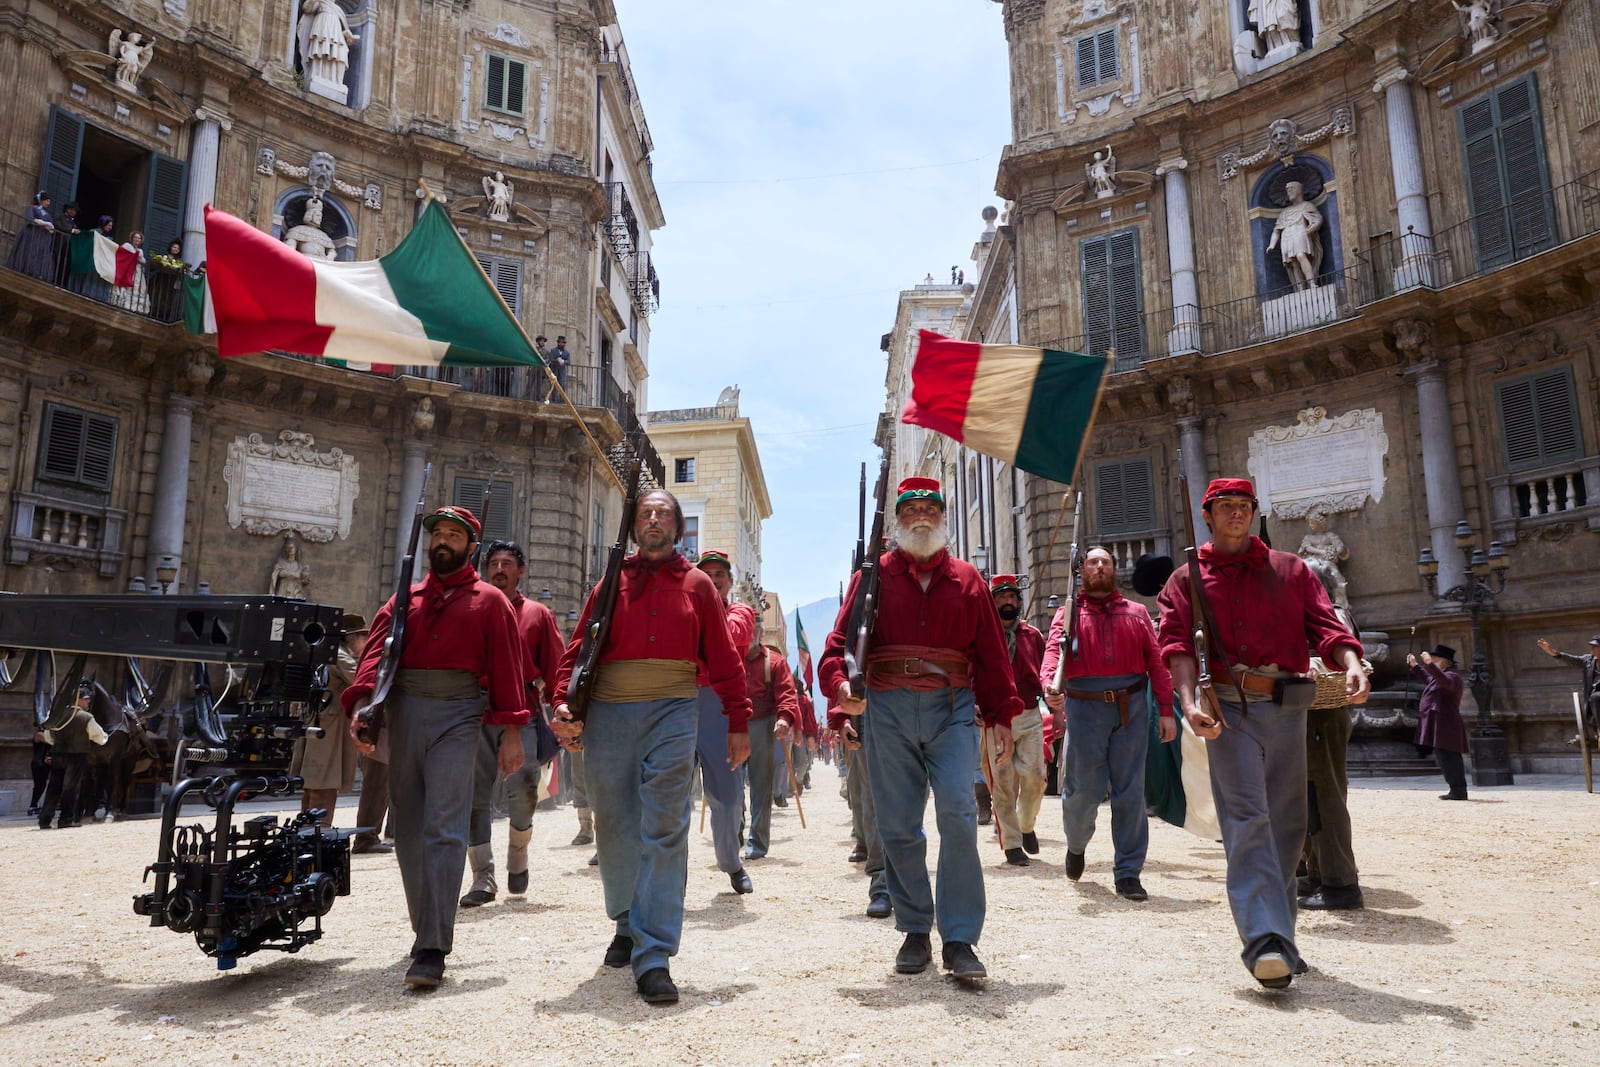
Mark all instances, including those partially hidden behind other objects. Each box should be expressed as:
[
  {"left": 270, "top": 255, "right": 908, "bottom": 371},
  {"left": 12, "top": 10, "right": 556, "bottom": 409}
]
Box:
[
  {"left": 1047, "top": 491, "right": 1085, "bottom": 695},
  {"left": 1176, "top": 452, "right": 1246, "bottom": 714},
  {"left": 566, "top": 460, "right": 644, "bottom": 724},
  {"left": 356, "top": 463, "right": 432, "bottom": 745},
  {"left": 843, "top": 454, "right": 891, "bottom": 699}
]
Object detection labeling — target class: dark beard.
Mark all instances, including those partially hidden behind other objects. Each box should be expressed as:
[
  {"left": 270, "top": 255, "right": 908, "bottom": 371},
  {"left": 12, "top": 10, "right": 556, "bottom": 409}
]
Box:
[
  {"left": 430, "top": 545, "right": 468, "bottom": 574},
  {"left": 997, "top": 605, "right": 1020, "bottom": 621}
]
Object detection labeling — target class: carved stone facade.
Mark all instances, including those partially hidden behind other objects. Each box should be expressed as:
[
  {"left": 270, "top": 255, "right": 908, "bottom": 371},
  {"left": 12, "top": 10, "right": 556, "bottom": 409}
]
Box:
[
  {"left": 990, "top": 0, "right": 1600, "bottom": 770},
  {"left": 0, "top": 1, "right": 665, "bottom": 787}
]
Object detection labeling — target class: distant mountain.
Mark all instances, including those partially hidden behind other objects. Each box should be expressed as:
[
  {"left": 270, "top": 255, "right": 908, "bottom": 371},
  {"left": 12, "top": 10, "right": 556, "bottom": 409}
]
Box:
[{"left": 788, "top": 594, "right": 846, "bottom": 702}]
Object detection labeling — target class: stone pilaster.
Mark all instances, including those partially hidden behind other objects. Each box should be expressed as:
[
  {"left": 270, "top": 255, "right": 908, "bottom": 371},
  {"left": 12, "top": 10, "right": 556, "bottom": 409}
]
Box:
[
  {"left": 1158, "top": 158, "right": 1200, "bottom": 354},
  {"left": 183, "top": 109, "right": 231, "bottom": 266},
  {"left": 145, "top": 394, "right": 201, "bottom": 592},
  {"left": 1402, "top": 353, "right": 1468, "bottom": 596},
  {"left": 553, "top": 14, "right": 600, "bottom": 162},
  {"left": 1376, "top": 69, "right": 1435, "bottom": 287},
  {"left": 1176, "top": 414, "right": 1208, "bottom": 547},
  {"left": 395, "top": 439, "right": 429, "bottom": 585}
]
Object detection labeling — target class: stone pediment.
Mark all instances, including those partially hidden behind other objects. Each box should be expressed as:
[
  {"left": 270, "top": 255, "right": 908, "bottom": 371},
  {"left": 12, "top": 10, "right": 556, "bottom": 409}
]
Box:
[
  {"left": 56, "top": 49, "right": 192, "bottom": 127},
  {"left": 450, "top": 198, "right": 550, "bottom": 237},
  {"left": 1052, "top": 170, "right": 1154, "bottom": 214},
  {"left": 1416, "top": 2, "right": 1561, "bottom": 88}
]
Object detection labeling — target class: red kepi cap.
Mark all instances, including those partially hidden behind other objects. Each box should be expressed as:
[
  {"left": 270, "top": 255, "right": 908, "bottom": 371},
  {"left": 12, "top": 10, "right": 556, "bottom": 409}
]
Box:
[
  {"left": 422, "top": 505, "right": 483, "bottom": 541},
  {"left": 895, "top": 477, "right": 945, "bottom": 511},
  {"left": 1202, "top": 478, "right": 1258, "bottom": 508},
  {"left": 989, "top": 574, "right": 1021, "bottom": 595}
]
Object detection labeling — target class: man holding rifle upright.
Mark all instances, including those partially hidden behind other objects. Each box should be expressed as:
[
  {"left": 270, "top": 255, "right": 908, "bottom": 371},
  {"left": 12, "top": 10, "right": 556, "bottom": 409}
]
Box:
[
  {"left": 821, "top": 476, "right": 1024, "bottom": 982},
  {"left": 344, "top": 505, "right": 528, "bottom": 990},
  {"left": 1156, "top": 478, "right": 1367, "bottom": 991}
]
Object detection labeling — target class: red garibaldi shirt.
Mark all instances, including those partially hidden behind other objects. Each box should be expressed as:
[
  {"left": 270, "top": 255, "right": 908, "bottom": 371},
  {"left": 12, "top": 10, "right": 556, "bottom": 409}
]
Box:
[
  {"left": 554, "top": 552, "right": 753, "bottom": 731},
  {"left": 1042, "top": 590, "right": 1176, "bottom": 716},
  {"left": 819, "top": 548, "right": 1026, "bottom": 731},
  {"left": 797, "top": 690, "right": 820, "bottom": 739},
  {"left": 699, "top": 600, "right": 758, "bottom": 687},
  {"left": 508, "top": 590, "right": 565, "bottom": 711},
  {"left": 1155, "top": 536, "right": 1362, "bottom": 677},
  {"left": 342, "top": 564, "right": 529, "bottom": 727},
  {"left": 744, "top": 644, "right": 802, "bottom": 729}
]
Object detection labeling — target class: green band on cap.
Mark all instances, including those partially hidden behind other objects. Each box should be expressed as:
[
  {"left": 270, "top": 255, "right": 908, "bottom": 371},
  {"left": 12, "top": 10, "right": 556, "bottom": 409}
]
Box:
[{"left": 895, "top": 489, "right": 945, "bottom": 509}]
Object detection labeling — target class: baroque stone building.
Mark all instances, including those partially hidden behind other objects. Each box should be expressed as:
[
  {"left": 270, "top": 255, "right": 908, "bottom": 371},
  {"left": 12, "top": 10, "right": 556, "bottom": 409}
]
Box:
[
  {"left": 0, "top": 0, "right": 664, "bottom": 787},
  {"left": 989, "top": 0, "right": 1600, "bottom": 770}
]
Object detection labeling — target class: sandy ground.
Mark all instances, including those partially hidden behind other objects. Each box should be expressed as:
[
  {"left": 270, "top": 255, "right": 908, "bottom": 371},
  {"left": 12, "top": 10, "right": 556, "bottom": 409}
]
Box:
[{"left": 2, "top": 772, "right": 1598, "bottom": 1067}]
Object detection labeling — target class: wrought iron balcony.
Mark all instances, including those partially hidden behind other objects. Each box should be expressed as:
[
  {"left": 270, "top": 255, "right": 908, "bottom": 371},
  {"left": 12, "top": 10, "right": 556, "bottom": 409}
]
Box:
[
  {"left": 1, "top": 204, "right": 188, "bottom": 325},
  {"left": 628, "top": 252, "right": 660, "bottom": 316},
  {"left": 603, "top": 182, "right": 640, "bottom": 262}
]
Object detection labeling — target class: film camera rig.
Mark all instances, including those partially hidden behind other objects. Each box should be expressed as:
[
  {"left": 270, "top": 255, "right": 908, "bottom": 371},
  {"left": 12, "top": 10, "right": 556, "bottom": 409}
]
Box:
[{"left": 0, "top": 593, "right": 355, "bottom": 970}]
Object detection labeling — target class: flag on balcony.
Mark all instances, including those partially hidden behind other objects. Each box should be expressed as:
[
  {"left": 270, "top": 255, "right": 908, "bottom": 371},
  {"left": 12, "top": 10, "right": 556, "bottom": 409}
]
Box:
[
  {"left": 200, "top": 201, "right": 544, "bottom": 371},
  {"left": 901, "top": 330, "right": 1111, "bottom": 486},
  {"left": 68, "top": 230, "right": 137, "bottom": 286}
]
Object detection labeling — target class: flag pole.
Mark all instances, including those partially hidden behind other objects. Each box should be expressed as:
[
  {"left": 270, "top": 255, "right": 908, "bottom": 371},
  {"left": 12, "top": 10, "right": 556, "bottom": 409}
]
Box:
[
  {"left": 1038, "top": 349, "right": 1114, "bottom": 574},
  {"left": 417, "top": 179, "right": 626, "bottom": 496}
]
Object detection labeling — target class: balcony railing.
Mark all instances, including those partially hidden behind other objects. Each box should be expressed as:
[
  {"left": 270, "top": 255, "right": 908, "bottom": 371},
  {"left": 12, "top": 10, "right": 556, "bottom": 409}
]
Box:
[
  {"left": 628, "top": 252, "right": 660, "bottom": 315},
  {"left": 603, "top": 182, "right": 640, "bottom": 261},
  {"left": 6, "top": 489, "right": 129, "bottom": 577},
  {"left": 1, "top": 205, "right": 189, "bottom": 325},
  {"left": 597, "top": 45, "right": 636, "bottom": 110},
  {"left": 1487, "top": 454, "right": 1600, "bottom": 541}
]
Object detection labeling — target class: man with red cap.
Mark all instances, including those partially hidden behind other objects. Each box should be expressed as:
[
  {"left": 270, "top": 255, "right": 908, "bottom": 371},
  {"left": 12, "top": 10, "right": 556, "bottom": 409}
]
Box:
[
  {"left": 552, "top": 489, "right": 751, "bottom": 1005},
  {"left": 344, "top": 505, "right": 527, "bottom": 989},
  {"left": 821, "top": 476, "right": 1025, "bottom": 981},
  {"left": 982, "top": 574, "right": 1050, "bottom": 867},
  {"left": 1043, "top": 547, "right": 1175, "bottom": 898},
  {"left": 693, "top": 549, "right": 758, "bottom": 891},
  {"left": 741, "top": 611, "right": 802, "bottom": 861},
  {"left": 1156, "top": 477, "right": 1367, "bottom": 990}
]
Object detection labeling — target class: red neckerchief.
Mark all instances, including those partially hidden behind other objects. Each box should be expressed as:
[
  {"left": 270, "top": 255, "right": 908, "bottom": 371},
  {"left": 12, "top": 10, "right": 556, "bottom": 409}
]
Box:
[
  {"left": 894, "top": 547, "right": 948, "bottom": 575},
  {"left": 621, "top": 551, "right": 689, "bottom": 601},
  {"left": 1197, "top": 536, "right": 1270, "bottom": 571},
  {"left": 423, "top": 563, "right": 480, "bottom": 605}
]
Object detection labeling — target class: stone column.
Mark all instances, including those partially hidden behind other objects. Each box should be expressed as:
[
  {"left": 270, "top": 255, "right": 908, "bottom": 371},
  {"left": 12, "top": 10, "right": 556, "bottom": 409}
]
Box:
[
  {"left": 1404, "top": 359, "right": 1467, "bottom": 594},
  {"left": 1159, "top": 159, "right": 1201, "bottom": 354},
  {"left": 183, "top": 109, "right": 230, "bottom": 267},
  {"left": 146, "top": 394, "right": 199, "bottom": 592},
  {"left": 1379, "top": 72, "right": 1435, "bottom": 288},
  {"left": 1176, "top": 416, "right": 1208, "bottom": 545},
  {"left": 395, "top": 441, "right": 429, "bottom": 584}
]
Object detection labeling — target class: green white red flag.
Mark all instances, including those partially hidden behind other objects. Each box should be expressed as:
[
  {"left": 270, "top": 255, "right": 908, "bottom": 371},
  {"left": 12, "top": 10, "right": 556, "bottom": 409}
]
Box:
[
  {"left": 794, "top": 610, "right": 814, "bottom": 698},
  {"left": 199, "top": 201, "right": 543, "bottom": 375},
  {"left": 901, "top": 330, "right": 1110, "bottom": 485}
]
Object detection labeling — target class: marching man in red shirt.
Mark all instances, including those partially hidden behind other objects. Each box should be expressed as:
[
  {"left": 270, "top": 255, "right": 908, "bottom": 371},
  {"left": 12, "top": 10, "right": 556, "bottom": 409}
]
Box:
[
  {"left": 741, "top": 612, "right": 802, "bottom": 862},
  {"left": 1157, "top": 478, "right": 1367, "bottom": 990},
  {"left": 821, "top": 477, "right": 1024, "bottom": 981},
  {"left": 693, "top": 550, "right": 759, "bottom": 893},
  {"left": 552, "top": 489, "right": 751, "bottom": 1005},
  {"left": 343, "top": 506, "right": 527, "bottom": 989},
  {"left": 983, "top": 574, "right": 1050, "bottom": 868}
]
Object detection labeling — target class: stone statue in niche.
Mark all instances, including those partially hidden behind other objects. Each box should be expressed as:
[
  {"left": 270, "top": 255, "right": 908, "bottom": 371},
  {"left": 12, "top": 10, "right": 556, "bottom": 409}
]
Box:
[
  {"left": 296, "top": 1, "right": 359, "bottom": 102},
  {"left": 283, "top": 196, "right": 338, "bottom": 259},
  {"left": 1087, "top": 145, "right": 1117, "bottom": 199},
  {"left": 1267, "top": 180, "right": 1323, "bottom": 291},
  {"left": 1297, "top": 506, "right": 1350, "bottom": 607},
  {"left": 108, "top": 29, "right": 155, "bottom": 91},
  {"left": 269, "top": 530, "right": 312, "bottom": 599},
  {"left": 483, "top": 172, "right": 513, "bottom": 222},
  {"left": 1451, "top": 1, "right": 1500, "bottom": 54},
  {"left": 1248, "top": 0, "right": 1302, "bottom": 55}
]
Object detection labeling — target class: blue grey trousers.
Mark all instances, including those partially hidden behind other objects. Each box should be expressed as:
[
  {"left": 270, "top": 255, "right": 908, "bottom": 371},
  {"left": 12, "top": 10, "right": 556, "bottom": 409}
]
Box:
[
  {"left": 746, "top": 716, "right": 777, "bottom": 855},
  {"left": 864, "top": 686, "right": 985, "bottom": 944},
  {"left": 1208, "top": 699, "right": 1308, "bottom": 973},
  {"left": 846, "top": 732, "right": 888, "bottom": 899},
  {"left": 695, "top": 687, "right": 746, "bottom": 873},
  {"left": 387, "top": 689, "right": 486, "bottom": 957},
  {"left": 585, "top": 695, "right": 699, "bottom": 977},
  {"left": 469, "top": 721, "right": 543, "bottom": 844},
  {"left": 1061, "top": 673, "right": 1152, "bottom": 879}
]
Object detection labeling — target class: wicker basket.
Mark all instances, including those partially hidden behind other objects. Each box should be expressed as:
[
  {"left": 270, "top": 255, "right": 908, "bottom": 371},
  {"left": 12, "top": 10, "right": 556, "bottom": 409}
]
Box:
[{"left": 1307, "top": 658, "right": 1374, "bottom": 710}]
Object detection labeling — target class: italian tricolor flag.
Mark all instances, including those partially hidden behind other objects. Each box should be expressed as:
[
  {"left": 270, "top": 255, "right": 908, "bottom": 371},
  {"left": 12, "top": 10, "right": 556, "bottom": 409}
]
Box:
[
  {"left": 901, "top": 330, "right": 1110, "bottom": 485},
  {"left": 68, "top": 231, "right": 141, "bottom": 286},
  {"left": 201, "top": 201, "right": 542, "bottom": 374}
]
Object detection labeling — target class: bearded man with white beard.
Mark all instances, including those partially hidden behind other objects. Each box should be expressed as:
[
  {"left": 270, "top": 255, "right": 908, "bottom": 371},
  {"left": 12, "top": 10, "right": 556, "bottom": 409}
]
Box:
[{"left": 820, "top": 477, "right": 1024, "bottom": 981}]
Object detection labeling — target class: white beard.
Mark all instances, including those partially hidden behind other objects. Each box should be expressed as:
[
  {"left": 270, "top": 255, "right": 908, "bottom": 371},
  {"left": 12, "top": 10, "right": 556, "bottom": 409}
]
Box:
[{"left": 895, "top": 523, "right": 948, "bottom": 561}]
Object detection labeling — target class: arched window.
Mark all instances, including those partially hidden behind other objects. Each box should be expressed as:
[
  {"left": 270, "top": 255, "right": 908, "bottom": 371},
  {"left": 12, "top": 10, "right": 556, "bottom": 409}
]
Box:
[{"left": 271, "top": 188, "right": 358, "bottom": 262}]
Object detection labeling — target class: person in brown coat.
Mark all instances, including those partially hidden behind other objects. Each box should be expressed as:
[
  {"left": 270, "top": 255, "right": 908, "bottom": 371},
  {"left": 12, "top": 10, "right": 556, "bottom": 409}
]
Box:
[{"left": 1408, "top": 645, "right": 1469, "bottom": 800}]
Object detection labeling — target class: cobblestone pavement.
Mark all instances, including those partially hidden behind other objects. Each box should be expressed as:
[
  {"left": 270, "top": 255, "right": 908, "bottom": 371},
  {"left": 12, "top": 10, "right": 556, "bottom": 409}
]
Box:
[{"left": 1, "top": 774, "right": 1597, "bottom": 1066}]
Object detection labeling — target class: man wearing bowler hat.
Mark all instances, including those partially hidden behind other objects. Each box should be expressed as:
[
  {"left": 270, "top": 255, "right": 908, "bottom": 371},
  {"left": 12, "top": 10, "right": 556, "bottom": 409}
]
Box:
[
  {"left": 344, "top": 505, "right": 527, "bottom": 989},
  {"left": 1156, "top": 477, "right": 1366, "bottom": 990},
  {"left": 1407, "top": 644, "right": 1469, "bottom": 800}
]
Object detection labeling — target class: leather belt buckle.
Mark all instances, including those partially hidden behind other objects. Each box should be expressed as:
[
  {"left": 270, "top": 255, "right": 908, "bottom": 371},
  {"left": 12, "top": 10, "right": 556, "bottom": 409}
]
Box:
[
  {"left": 903, "top": 658, "right": 921, "bottom": 676},
  {"left": 1101, "top": 690, "right": 1116, "bottom": 703}
]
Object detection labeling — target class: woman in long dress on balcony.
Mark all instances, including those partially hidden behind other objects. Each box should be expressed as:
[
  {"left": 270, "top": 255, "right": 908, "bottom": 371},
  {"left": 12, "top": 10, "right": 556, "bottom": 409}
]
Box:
[
  {"left": 110, "top": 230, "right": 151, "bottom": 314},
  {"left": 6, "top": 191, "right": 57, "bottom": 281}
]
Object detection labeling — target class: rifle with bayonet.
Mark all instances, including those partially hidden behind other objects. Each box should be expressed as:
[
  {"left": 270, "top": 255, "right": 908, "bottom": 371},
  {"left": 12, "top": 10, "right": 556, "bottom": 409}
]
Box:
[
  {"left": 1176, "top": 450, "right": 1245, "bottom": 727},
  {"left": 354, "top": 463, "right": 432, "bottom": 745},
  {"left": 1046, "top": 490, "right": 1086, "bottom": 695},
  {"left": 561, "top": 459, "right": 644, "bottom": 739},
  {"left": 842, "top": 454, "right": 891, "bottom": 700}
]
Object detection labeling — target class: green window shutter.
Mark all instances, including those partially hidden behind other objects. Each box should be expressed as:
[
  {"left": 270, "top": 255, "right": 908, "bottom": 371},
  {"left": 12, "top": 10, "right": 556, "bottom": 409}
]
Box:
[
  {"left": 1097, "top": 29, "right": 1119, "bottom": 83},
  {"left": 1075, "top": 36, "right": 1098, "bottom": 90},
  {"left": 453, "top": 476, "right": 515, "bottom": 544},
  {"left": 42, "top": 105, "right": 84, "bottom": 208},
  {"left": 1459, "top": 75, "right": 1552, "bottom": 271},
  {"left": 1108, "top": 229, "right": 1144, "bottom": 369},
  {"left": 143, "top": 152, "right": 188, "bottom": 251},
  {"left": 485, "top": 54, "right": 506, "bottom": 112},
  {"left": 506, "top": 60, "right": 527, "bottom": 115},
  {"left": 38, "top": 404, "right": 117, "bottom": 492},
  {"left": 474, "top": 254, "right": 522, "bottom": 316},
  {"left": 1093, "top": 456, "right": 1155, "bottom": 536},
  {"left": 1081, "top": 235, "right": 1112, "bottom": 356},
  {"left": 1075, "top": 28, "right": 1118, "bottom": 89},
  {"left": 1497, "top": 367, "right": 1582, "bottom": 471}
]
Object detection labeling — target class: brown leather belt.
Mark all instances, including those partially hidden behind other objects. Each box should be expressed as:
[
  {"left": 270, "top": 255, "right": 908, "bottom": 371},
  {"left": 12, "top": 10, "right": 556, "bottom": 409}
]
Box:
[
  {"left": 1216, "top": 670, "right": 1277, "bottom": 696},
  {"left": 1064, "top": 682, "right": 1143, "bottom": 728},
  {"left": 867, "top": 657, "right": 968, "bottom": 687}
]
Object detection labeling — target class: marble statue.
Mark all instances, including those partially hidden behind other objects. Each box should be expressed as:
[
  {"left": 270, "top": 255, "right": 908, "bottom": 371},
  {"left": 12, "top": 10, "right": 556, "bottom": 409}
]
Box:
[
  {"left": 1297, "top": 506, "right": 1350, "bottom": 607},
  {"left": 269, "top": 531, "right": 311, "bottom": 600},
  {"left": 1451, "top": 1, "right": 1499, "bottom": 54},
  {"left": 1087, "top": 145, "right": 1117, "bottom": 199},
  {"left": 283, "top": 196, "right": 337, "bottom": 259},
  {"left": 1268, "top": 180, "right": 1323, "bottom": 291},
  {"left": 1268, "top": 117, "right": 1298, "bottom": 161},
  {"left": 296, "top": 0, "right": 359, "bottom": 98},
  {"left": 483, "top": 171, "right": 513, "bottom": 222},
  {"left": 1248, "top": 0, "right": 1302, "bottom": 55},
  {"left": 108, "top": 29, "right": 155, "bottom": 91}
]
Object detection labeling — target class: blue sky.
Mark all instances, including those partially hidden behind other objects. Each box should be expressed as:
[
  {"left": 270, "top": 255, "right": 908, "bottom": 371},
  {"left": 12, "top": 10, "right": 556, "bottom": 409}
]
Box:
[{"left": 614, "top": 1, "right": 1013, "bottom": 609}]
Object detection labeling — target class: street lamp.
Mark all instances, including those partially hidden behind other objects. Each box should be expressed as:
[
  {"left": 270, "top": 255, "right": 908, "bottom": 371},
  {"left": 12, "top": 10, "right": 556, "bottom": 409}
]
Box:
[
  {"left": 971, "top": 545, "right": 989, "bottom": 578},
  {"left": 1416, "top": 522, "right": 1515, "bottom": 786},
  {"left": 155, "top": 555, "right": 179, "bottom": 595}
]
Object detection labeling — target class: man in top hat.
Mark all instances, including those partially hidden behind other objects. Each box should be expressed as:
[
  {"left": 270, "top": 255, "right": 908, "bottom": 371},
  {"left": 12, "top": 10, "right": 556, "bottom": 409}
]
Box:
[
  {"left": 1044, "top": 547, "right": 1175, "bottom": 898},
  {"left": 552, "top": 489, "right": 751, "bottom": 1005},
  {"left": 1157, "top": 478, "right": 1366, "bottom": 990},
  {"left": 1407, "top": 645, "right": 1469, "bottom": 800},
  {"left": 982, "top": 574, "right": 1050, "bottom": 867},
  {"left": 692, "top": 549, "right": 759, "bottom": 892},
  {"left": 821, "top": 476, "right": 1025, "bottom": 981},
  {"left": 460, "top": 540, "right": 567, "bottom": 907},
  {"left": 344, "top": 505, "right": 527, "bottom": 989},
  {"left": 1536, "top": 634, "right": 1600, "bottom": 746},
  {"left": 741, "top": 612, "right": 802, "bottom": 862},
  {"left": 292, "top": 612, "right": 370, "bottom": 826}
]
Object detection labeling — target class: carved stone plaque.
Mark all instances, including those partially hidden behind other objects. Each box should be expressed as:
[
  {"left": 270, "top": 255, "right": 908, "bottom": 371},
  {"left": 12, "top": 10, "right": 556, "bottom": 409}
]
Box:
[
  {"left": 223, "top": 431, "right": 359, "bottom": 542},
  {"left": 1246, "top": 407, "right": 1387, "bottom": 519}
]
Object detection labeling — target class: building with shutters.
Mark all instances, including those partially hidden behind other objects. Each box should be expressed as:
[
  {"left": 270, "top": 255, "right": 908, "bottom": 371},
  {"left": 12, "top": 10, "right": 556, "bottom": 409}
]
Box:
[
  {"left": 0, "top": 1, "right": 665, "bottom": 789},
  {"left": 985, "top": 0, "right": 1600, "bottom": 769},
  {"left": 646, "top": 392, "right": 773, "bottom": 607}
]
